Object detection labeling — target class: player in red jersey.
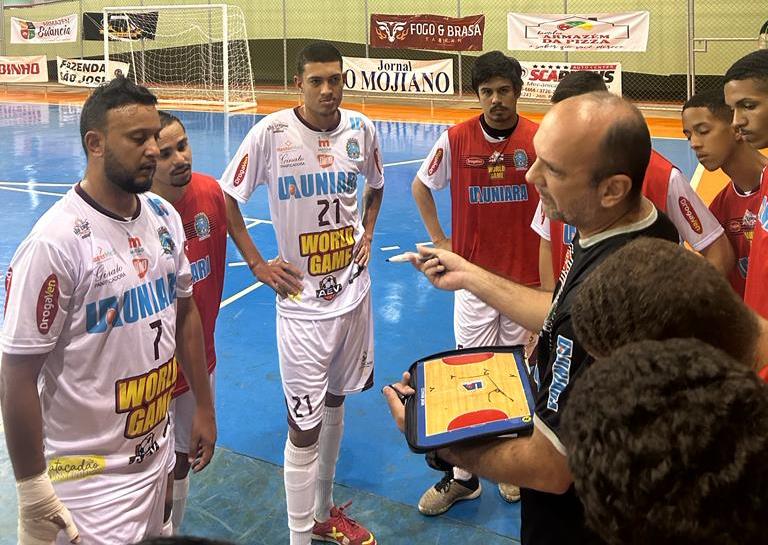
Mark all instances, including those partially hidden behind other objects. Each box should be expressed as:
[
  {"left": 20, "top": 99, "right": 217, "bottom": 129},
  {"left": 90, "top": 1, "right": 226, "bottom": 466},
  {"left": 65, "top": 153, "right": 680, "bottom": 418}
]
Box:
[
  {"left": 725, "top": 50, "right": 768, "bottom": 322},
  {"left": 533, "top": 71, "right": 733, "bottom": 290},
  {"left": 412, "top": 51, "right": 538, "bottom": 514},
  {"left": 682, "top": 88, "right": 768, "bottom": 297},
  {"left": 151, "top": 111, "right": 227, "bottom": 534}
]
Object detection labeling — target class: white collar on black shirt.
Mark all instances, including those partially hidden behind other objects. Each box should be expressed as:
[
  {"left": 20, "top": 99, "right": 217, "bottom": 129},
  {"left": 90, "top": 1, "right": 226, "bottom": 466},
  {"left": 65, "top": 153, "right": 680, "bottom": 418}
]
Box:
[{"left": 578, "top": 204, "right": 658, "bottom": 249}]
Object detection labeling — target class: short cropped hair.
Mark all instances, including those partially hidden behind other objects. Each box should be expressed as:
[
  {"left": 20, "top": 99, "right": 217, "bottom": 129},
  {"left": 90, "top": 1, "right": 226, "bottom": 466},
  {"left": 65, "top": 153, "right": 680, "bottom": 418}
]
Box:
[
  {"left": 158, "top": 110, "right": 185, "bottom": 132},
  {"left": 79, "top": 76, "right": 157, "bottom": 154},
  {"left": 581, "top": 92, "right": 650, "bottom": 199},
  {"left": 471, "top": 51, "right": 523, "bottom": 95},
  {"left": 562, "top": 339, "right": 768, "bottom": 545},
  {"left": 724, "top": 49, "right": 768, "bottom": 90},
  {"left": 550, "top": 71, "right": 607, "bottom": 103},
  {"left": 681, "top": 88, "right": 733, "bottom": 123},
  {"left": 296, "top": 41, "right": 343, "bottom": 75},
  {"left": 571, "top": 237, "right": 758, "bottom": 363}
]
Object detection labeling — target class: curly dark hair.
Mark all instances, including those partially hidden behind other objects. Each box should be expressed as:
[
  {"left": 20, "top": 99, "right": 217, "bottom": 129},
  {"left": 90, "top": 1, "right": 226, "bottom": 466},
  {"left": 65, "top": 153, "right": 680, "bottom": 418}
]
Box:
[
  {"left": 470, "top": 51, "right": 523, "bottom": 95},
  {"left": 562, "top": 338, "right": 768, "bottom": 545},
  {"left": 570, "top": 237, "right": 758, "bottom": 364}
]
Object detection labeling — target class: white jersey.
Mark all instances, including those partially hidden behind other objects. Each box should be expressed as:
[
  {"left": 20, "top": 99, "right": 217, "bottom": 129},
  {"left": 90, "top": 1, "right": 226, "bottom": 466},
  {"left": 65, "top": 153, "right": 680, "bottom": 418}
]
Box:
[
  {"left": 530, "top": 167, "right": 723, "bottom": 251},
  {"left": 1, "top": 185, "right": 192, "bottom": 510},
  {"left": 220, "top": 107, "right": 384, "bottom": 319}
]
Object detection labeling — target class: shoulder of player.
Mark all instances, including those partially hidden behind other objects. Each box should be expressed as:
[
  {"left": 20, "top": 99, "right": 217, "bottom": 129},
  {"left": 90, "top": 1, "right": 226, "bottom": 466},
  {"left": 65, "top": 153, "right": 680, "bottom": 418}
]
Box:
[
  {"left": 140, "top": 192, "right": 184, "bottom": 228},
  {"left": 340, "top": 107, "right": 374, "bottom": 129}
]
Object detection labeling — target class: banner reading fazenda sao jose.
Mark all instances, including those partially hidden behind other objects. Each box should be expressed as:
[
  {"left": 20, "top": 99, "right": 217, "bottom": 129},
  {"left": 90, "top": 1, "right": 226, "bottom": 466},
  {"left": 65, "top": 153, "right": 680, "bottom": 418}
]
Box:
[{"left": 370, "top": 14, "right": 484, "bottom": 51}]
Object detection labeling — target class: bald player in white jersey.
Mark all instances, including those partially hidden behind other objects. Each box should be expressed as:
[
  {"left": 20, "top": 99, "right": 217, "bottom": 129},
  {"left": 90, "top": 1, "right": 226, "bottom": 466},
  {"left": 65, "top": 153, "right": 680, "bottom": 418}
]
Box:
[
  {"left": 221, "top": 42, "right": 383, "bottom": 545},
  {"left": 0, "top": 77, "right": 216, "bottom": 545}
]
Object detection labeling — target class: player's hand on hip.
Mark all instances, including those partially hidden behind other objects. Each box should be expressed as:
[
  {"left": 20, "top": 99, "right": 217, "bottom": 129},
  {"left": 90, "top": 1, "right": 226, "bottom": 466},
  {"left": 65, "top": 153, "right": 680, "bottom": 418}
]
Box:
[
  {"left": 17, "top": 472, "right": 81, "bottom": 544},
  {"left": 413, "top": 247, "right": 468, "bottom": 292},
  {"left": 353, "top": 233, "right": 373, "bottom": 267},
  {"left": 382, "top": 371, "right": 414, "bottom": 433},
  {"left": 188, "top": 407, "right": 217, "bottom": 473},
  {"left": 252, "top": 258, "right": 303, "bottom": 298}
]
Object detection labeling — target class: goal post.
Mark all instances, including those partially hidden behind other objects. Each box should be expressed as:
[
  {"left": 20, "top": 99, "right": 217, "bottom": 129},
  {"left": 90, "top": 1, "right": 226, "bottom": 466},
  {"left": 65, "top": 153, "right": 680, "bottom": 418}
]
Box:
[{"left": 102, "top": 4, "right": 255, "bottom": 111}]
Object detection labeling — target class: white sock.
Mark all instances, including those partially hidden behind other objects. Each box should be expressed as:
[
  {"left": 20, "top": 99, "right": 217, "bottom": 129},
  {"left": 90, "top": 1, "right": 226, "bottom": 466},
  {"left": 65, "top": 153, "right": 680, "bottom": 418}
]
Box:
[
  {"left": 171, "top": 475, "right": 189, "bottom": 534},
  {"left": 160, "top": 517, "right": 173, "bottom": 536},
  {"left": 453, "top": 467, "right": 473, "bottom": 481},
  {"left": 314, "top": 404, "right": 344, "bottom": 522},
  {"left": 284, "top": 437, "right": 319, "bottom": 545}
]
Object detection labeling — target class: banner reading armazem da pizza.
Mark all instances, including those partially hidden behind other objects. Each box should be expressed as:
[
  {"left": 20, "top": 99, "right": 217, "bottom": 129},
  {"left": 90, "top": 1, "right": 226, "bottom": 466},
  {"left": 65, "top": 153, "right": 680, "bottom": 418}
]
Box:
[
  {"left": 343, "top": 56, "right": 453, "bottom": 95},
  {"left": 0, "top": 55, "right": 48, "bottom": 83},
  {"left": 57, "top": 57, "right": 131, "bottom": 88},
  {"left": 520, "top": 61, "right": 622, "bottom": 101},
  {"left": 11, "top": 15, "right": 78, "bottom": 44},
  {"left": 370, "top": 14, "right": 485, "bottom": 51},
  {"left": 508, "top": 12, "right": 649, "bottom": 52}
]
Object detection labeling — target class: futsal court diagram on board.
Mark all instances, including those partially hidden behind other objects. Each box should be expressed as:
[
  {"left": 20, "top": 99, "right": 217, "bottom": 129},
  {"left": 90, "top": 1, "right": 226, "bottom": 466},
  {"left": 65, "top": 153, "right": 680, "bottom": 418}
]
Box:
[{"left": 405, "top": 347, "right": 535, "bottom": 452}]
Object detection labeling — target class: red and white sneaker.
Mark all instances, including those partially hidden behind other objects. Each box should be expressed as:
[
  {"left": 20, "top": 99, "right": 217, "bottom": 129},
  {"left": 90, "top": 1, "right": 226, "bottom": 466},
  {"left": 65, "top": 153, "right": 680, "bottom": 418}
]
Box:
[{"left": 312, "top": 501, "right": 377, "bottom": 545}]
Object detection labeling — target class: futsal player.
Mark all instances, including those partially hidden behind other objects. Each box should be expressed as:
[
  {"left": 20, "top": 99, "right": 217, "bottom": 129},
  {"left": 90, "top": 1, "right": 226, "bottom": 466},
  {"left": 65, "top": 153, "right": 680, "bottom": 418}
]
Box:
[
  {"left": 725, "top": 49, "right": 768, "bottom": 321},
  {"left": 150, "top": 111, "right": 227, "bottom": 533},
  {"left": 411, "top": 50, "right": 537, "bottom": 514},
  {"left": 682, "top": 88, "right": 768, "bottom": 297},
  {"left": 387, "top": 92, "right": 679, "bottom": 545},
  {"left": 219, "top": 42, "right": 383, "bottom": 545},
  {"left": 532, "top": 70, "right": 733, "bottom": 290},
  {"left": 0, "top": 77, "right": 216, "bottom": 545}
]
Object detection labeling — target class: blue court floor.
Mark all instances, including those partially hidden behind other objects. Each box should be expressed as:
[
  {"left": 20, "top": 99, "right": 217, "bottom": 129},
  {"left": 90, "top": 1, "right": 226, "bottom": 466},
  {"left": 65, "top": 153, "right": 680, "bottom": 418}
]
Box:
[{"left": 0, "top": 101, "right": 697, "bottom": 544}]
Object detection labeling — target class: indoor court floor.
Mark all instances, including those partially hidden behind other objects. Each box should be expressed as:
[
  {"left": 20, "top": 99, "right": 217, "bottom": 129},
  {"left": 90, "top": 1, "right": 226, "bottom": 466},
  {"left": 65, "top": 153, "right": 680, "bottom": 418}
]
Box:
[{"left": 0, "top": 94, "right": 711, "bottom": 544}]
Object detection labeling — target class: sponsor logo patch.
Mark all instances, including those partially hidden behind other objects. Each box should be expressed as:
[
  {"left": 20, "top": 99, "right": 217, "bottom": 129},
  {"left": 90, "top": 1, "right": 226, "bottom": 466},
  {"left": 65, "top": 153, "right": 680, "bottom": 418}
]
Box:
[
  {"left": 465, "top": 156, "right": 484, "bottom": 167},
  {"left": 678, "top": 197, "right": 703, "bottom": 234},
  {"left": 428, "top": 148, "right": 444, "bottom": 175},
  {"left": 37, "top": 274, "right": 59, "bottom": 334},
  {"left": 316, "top": 274, "right": 343, "bottom": 301},
  {"left": 48, "top": 455, "right": 106, "bottom": 483},
  {"left": 317, "top": 154, "right": 335, "bottom": 168},
  {"left": 73, "top": 218, "right": 91, "bottom": 239},
  {"left": 513, "top": 149, "right": 529, "bottom": 170},
  {"left": 232, "top": 154, "right": 249, "bottom": 187},
  {"left": 194, "top": 212, "right": 211, "bottom": 241},
  {"left": 346, "top": 138, "right": 361, "bottom": 160},
  {"left": 129, "top": 432, "right": 159, "bottom": 465},
  {"left": 157, "top": 226, "right": 175, "bottom": 255}
]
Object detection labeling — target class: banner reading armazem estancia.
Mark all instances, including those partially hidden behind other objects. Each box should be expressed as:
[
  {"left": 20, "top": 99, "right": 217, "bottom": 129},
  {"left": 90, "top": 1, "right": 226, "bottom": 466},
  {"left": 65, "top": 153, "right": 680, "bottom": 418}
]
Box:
[
  {"left": 520, "top": 62, "right": 622, "bottom": 101},
  {"left": 370, "top": 14, "right": 484, "bottom": 51},
  {"left": 11, "top": 15, "right": 78, "bottom": 44},
  {"left": 57, "top": 57, "right": 131, "bottom": 88},
  {"left": 508, "top": 12, "right": 649, "bottom": 52},
  {"left": 343, "top": 57, "right": 453, "bottom": 95},
  {"left": 0, "top": 55, "right": 49, "bottom": 83}
]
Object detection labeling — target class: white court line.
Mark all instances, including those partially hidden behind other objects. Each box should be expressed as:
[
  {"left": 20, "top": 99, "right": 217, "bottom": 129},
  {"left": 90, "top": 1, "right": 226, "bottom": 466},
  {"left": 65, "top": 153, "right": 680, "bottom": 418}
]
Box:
[
  {"left": 219, "top": 281, "right": 264, "bottom": 309},
  {"left": 228, "top": 262, "right": 248, "bottom": 267},
  {"left": 383, "top": 158, "right": 424, "bottom": 167},
  {"left": 380, "top": 245, "right": 400, "bottom": 251},
  {"left": 242, "top": 216, "right": 273, "bottom": 225},
  {"left": 0, "top": 185, "right": 66, "bottom": 198},
  {"left": 0, "top": 181, "right": 73, "bottom": 187}
]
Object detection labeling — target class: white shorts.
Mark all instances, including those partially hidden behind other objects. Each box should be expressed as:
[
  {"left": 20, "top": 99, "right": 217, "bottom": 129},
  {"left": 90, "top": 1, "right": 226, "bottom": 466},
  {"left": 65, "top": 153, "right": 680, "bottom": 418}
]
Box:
[
  {"left": 171, "top": 371, "right": 216, "bottom": 455},
  {"left": 55, "top": 469, "right": 168, "bottom": 545},
  {"left": 277, "top": 292, "right": 374, "bottom": 431},
  {"left": 454, "top": 289, "right": 536, "bottom": 353}
]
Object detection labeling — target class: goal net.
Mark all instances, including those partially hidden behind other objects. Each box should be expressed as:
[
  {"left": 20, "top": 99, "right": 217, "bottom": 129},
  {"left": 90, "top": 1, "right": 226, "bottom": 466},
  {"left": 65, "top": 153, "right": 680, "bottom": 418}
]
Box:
[{"left": 103, "top": 4, "right": 255, "bottom": 111}]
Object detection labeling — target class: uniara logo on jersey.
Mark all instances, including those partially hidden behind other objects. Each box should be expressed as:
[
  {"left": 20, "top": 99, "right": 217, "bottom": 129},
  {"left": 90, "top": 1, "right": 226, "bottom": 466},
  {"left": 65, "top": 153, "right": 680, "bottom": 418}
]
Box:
[
  {"left": 678, "top": 197, "right": 703, "bottom": 234},
  {"left": 48, "top": 455, "right": 106, "bottom": 483},
  {"left": 316, "top": 274, "right": 343, "bottom": 301},
  {"left": 427, "top": 148, "right": 443, "bottom": 176},
  {"left": 37, "top": 274, "right": 59, "bottom": 334},
  {"left": 85, "top": 273, "right": 177, "bottom": 333},
  {"left": 128, "top": 432, "right": 159, "bottom": 465},
  {"left": 116, "top": 356, "right": 177, "bottom": 439},
  {"left": 300, "top": 226, "right": 355, "bottom": 276},
  {"left": 194, "top": 212, "right": 211, "bottom": 241},
  {"left": 468, "top": 184, "right": 528, "bottom": 204},
  {"left": 157, "top": 226, "right": 175, "bottom": 256},
  {"left": 547, "top": 335, "right": 573, "bottom": 412},
  {"left": 73, "top": 218, "right": 91, "bottom": 239},
  {"left": 232, "top": 154, "right": 249, "bottom": 187},
  {"left": 278, "top": 171, "right": 357, "bottom": 200},
  {"left": 346, "top": 138, "right": 361, "bottom": 160},
  {"left": 513, "top": 149, "right": 529, "bottom": 170},
  {"left": 128, "top": 235, "right": 149, "bottom": 279},
  {"left": 147, "top": 197, "right": 170, "bottom": 217},
  {"left": 4, "top": 267, "right": 12, "bottom": 317},
  {"left": 191, "top": 255, "right": 211, "bottom": 284}
]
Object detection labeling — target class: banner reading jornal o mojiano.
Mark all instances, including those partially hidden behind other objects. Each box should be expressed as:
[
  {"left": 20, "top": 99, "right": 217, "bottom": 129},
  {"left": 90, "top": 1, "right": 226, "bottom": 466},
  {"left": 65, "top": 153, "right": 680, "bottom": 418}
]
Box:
[
  {"left": 520, "top": 62, "right": 622, "bottom": 101},
  {"left": 342, "top": 57, "right": 453, "bottom": 95},
  {"left": 508, "top": 11, "right": 649, "bottom": 52},
  {"left": 57, "top": 57, "right": 131, "bottom": 88},
  {"left": 0, "top": 55, "right": 48, "bottom": 83},
  {"left": 11, "top": 15, "right": 78, "bottom": 44}
]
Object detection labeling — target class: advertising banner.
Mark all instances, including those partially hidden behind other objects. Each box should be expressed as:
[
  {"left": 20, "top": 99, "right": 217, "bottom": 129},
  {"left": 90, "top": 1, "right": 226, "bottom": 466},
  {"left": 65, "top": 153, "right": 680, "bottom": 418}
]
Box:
[
  {"left": 370, "top": 13, "right": 484, "bottom": 51},
  {"left": 519, "top": 61, "right": 622, "bottom": 101},
  {"left": 57, "top": 57, "right": 131, "bottom": 88},
  {"left": 11, "top": 14, "right": 78, "bottom": 44},
  {"left": 0, "top": 55, "right": 49, "bottom": 83},
  {"left": 343, "top": 56, "right": 453, "bottom": 95}
]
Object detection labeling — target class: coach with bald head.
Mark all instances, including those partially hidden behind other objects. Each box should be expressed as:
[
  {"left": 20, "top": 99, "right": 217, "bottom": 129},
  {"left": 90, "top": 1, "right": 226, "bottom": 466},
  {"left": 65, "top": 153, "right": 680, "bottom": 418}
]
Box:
[{"left": 385, "top": 92, "right": 680, "bottom": 544}]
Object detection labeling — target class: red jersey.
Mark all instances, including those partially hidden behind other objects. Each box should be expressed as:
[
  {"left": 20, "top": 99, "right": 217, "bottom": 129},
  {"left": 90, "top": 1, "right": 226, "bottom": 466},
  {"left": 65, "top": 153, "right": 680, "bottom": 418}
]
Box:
[
  {"left": 443, "top": 115, "right": 540, "bottom": 284},
  {"left": 708, "top": 181, "right": 761, "bottom": 297},
  {"left": 171, "top": 172, "right": 227, "bottom": 396},
  {"left": 548, "top": 150, "right": 674, "bottom": 277},
  {"left": 744, "top": 167, "right": 768, "bottom": 318}
]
